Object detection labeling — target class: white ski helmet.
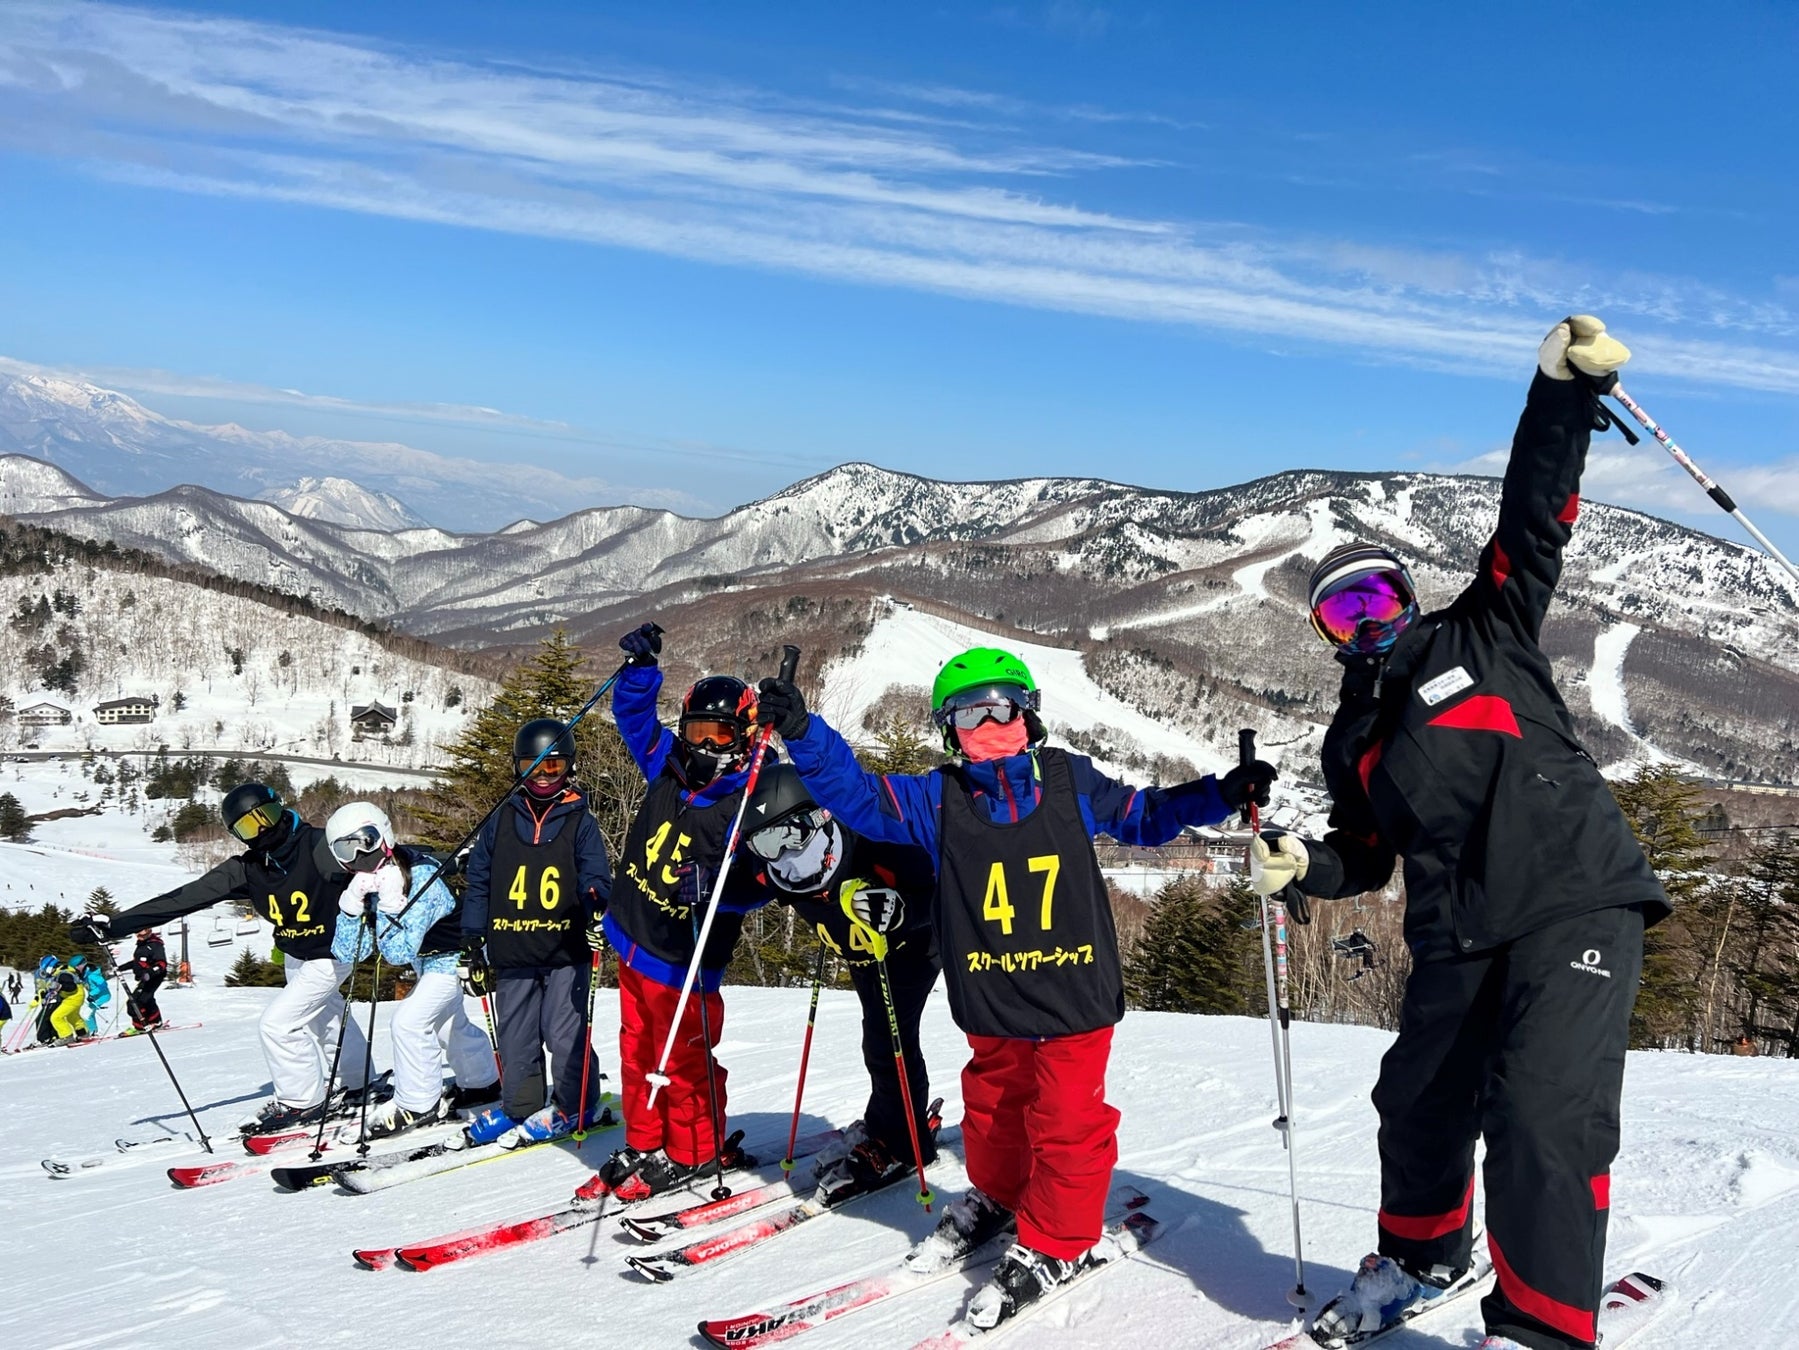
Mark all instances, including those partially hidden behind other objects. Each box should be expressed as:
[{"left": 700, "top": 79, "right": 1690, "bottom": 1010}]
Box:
[{"left": 325, "top": 801, "right": 396, "bottom": 873}]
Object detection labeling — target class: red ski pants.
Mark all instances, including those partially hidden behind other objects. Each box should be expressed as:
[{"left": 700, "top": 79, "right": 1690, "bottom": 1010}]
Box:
[
  {"left": 617, "top": 963, "right": 727, "bottom": 1167},
  {"left": 960, "top": 1026, "right": 1120, "bottom": 1261}
]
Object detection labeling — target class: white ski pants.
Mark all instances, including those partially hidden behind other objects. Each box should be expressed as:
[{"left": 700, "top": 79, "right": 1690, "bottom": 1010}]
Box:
[
  {"left": 390, "top": 969, "right": 500, "bottom": 1112},
  {"left": 261, "top": 957, "right": 369, "bottom": 1108}
]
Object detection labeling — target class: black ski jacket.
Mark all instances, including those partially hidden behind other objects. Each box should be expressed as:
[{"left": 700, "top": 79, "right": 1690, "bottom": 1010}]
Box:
[{"left": 1296, "top": 371, "right": 1672, "bottom": 961}]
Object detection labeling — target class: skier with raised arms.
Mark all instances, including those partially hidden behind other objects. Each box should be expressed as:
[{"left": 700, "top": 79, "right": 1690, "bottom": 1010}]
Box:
[
  {"left": 1251, "top": 317, "right": 1671, "bottom": 1350},
  {"left": 583, "top": 623, "right": 769, "bottom": 1202},
  {"left": 730, "top": 761, "right": 942, "bottom": 1202},
  {"left": 326, "top": 802, "right": 500, "bottom": 1138},
  {"left": 70, "top": 782, "right": 372, "bottom": 1131},
  {"left": 457, "top": 718, "right": 610, "bottom": 1148},
  {"left": 757, "top": 648, "right": 1275, "bottom": 1330}
]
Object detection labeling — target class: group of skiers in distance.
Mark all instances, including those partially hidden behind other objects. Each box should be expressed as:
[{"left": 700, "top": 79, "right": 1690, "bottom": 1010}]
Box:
[{"left": 59, "top": 316, "right": 1661, "bottom": 1350}]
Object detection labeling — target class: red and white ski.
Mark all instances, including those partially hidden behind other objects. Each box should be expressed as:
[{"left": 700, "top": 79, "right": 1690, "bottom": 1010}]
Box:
[
  {"left": 695, "top": 1187, "right": 1148, "bottom": 1350},
  {"left": 354, "top": 1128, "right": 840, "bottom": 1272}
]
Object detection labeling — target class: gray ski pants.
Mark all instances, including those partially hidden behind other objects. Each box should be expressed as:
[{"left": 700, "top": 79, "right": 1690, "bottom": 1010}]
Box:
[{"left": 493, "top": 963, "right": 601, "bottom": 1121}]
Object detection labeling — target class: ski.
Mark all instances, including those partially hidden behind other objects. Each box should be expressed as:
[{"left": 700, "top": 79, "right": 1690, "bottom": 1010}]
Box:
[
  {"left": 5, "top": 1022, "right": 200, "bottom": 1054},
  {"left": 42, "top": 1135, "right": 187, "bottom": 1175},
  {"left": 1596, "top": 1271, "right": 1671, "bottom": 1347},
  {"left": 1260, "top": 1255, "right": 1496, "bottom": 1349},
  {"left": 272, "top": 1094, "right": 619, "bottom": 1191},
  {"left": 621, "top": 1174, "right": 812, "bottom": 1244},
  {"left": 695, "top": 1186, "right": 1149, "bottom": 1350},
  {"left": 238, "top": 1071, "right": 392, "bottom": 1139},
  {"left": 908, "top": 1209, "right": 1163, "bottom": 1349},
  {"left": 363, "top": 1129, "right": 840, "bottom": 1272},
  {"left": 170, "top": 1159, "right": 270, "bottom": 1189}
]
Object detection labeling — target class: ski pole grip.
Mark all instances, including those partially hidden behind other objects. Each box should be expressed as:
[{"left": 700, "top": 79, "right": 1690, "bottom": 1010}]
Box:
[
  {"left": 778, "top": 645, "right": 801, "bottom": 684},
  {"left": 1238, "top": 728, "right": 1256, "bottom": 828}
]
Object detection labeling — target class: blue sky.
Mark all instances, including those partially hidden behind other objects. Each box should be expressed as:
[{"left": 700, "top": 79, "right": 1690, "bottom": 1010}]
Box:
[{"left": 1, "top": 1, "right": 1796, "bottom": 551}]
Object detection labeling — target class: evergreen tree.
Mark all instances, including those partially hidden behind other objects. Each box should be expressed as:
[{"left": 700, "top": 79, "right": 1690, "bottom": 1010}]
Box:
[
  {"left": 0, "top": 792, "right": 31, "bottom": 843},
  {"left": 414, "top": 630, "right": 646, "bottom": 863},
  {"left": 1124, "top": 877, "right": 1262, "bottom": 1015},
  {"left": 858, "top": 712, "right": 944, "bottom": 776},
  {"left": 1722, "top": 833, "right": 1799, "bottom": 1054},
  {"left": 1610, "top": 765, "right": 1718, "bottom": 1049},
  {"left": 224, "top": 948, "right": 286, "bottom": 988},
  {"left": 86, "top": 887, "right": 118, "bottom": 917}
]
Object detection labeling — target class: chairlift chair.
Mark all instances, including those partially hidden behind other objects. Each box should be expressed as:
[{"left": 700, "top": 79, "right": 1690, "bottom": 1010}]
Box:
[
  {"left": 206, "top": 915, "right": 233, "bottom": 948},
  {"left": 236, "top": 910, "right": 259, "bottom": 936}
]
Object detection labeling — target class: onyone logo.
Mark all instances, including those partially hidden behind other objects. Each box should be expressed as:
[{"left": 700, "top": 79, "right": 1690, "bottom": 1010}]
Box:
[{"left": 1570, "top": 948, "right": 1611, "bottom": 978}]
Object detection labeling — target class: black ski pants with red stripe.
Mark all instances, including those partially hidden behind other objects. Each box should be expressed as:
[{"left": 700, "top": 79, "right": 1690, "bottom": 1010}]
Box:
[{"left": 1372, "top": 903, "right": 1644, "bottom": 1350}]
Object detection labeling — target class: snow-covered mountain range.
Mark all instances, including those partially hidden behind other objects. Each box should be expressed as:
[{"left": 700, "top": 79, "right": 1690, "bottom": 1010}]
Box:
[
  {"left": 4, "top": 447, "right": 1796, "bottom": 786},
  {"left": 0, "top": 367, "right": 605, "bottom": 530}
]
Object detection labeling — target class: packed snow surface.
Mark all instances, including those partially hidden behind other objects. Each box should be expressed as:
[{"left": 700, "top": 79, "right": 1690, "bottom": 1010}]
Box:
[{"left": 5, "top": 900, "right": 1795, "bottom": 1345}]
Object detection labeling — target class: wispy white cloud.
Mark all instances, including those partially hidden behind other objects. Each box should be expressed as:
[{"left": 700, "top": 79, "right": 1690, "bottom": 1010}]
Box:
[
  {"left": 1445, "top": 444, "right": 1799, "bottom": 524},
  {"left": 2, "top": 3, "right": 1798, "bottom": 396}
]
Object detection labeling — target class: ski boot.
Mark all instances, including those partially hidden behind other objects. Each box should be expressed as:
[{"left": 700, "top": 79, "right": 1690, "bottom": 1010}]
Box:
[
  {"left": 463, "top": 1106, "right": 521, "bottom": 1145},
  {"left": 809, "top": 1119, "right": 869, "bottom": 1175},
  {"left": 906, "top": 1187, "right": 1016, "bottom": 1273},
  {"left": 611, "top": 1132, "right": 751, "bottom": 1203},
  {"left": 1309, "top": 1253, "right": 1470, "bottom": 1348},
  {"left": 341, "top": 1070, "right": 393, "bottom": 1109},
  {"left": 445, "top": 1078, "right": 502, "bottom": 1112},
  {"left": 575, "top": 1145, "right": 650, "bottom": 1204},
  {"left": 966, "top": 1237, "right": 1116, "bottom": 1330},
  {"left": 363, "top": 1093, "right": 450, "bottom": 1140},
  {"left": 497, "top": 1101, "right": 613, "bottom": 1150},
  {"left": 243, "top": 1097, "right": 328, "bottom": 1135}
]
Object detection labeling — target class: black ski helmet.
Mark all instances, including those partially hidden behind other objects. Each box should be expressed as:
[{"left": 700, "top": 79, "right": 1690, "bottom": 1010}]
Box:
[
  {"left": 674, "top": 675, "right": 758, "bottom": 788},
  {"left": 221, "top": 782, "right": 288, "bottom": 849},
  {"left": 513, "top": 717, "right": 577, "bottom": 797},
  {"left": 745, "top": 761, "right": 818, "bottom": 833}
]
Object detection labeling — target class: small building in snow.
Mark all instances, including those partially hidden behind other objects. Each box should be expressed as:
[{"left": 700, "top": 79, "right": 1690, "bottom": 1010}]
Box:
[
  {"left": 350, "top": 701, "right": 398, "bottom": 740},
  {"left": 17, "top": 700, "right": 73, "bottom": 727},
  {"left": 94, "top": 696, "right": 156, "bottom": 725}
]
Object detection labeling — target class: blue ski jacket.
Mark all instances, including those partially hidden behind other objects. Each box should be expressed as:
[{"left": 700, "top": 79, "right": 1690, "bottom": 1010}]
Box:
[
  {"left": 782, "top": 713, "right": 1235, "bottom": 859},
  {"left": 612, "top": 664, "right": 760, "bottom": 807},
  {"left": 333, "top": 862, "right": 461, "bottom": 977}
]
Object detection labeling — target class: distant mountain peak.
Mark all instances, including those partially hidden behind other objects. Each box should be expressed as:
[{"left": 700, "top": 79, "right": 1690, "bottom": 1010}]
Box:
[{"left": 260, "top": 476, "right": 430, "bottom": 531}]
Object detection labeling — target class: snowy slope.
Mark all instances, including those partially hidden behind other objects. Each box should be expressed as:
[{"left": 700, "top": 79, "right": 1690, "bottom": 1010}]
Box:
[{"left": 3, "top": 841, "right": 1795, "bottom": 1347}]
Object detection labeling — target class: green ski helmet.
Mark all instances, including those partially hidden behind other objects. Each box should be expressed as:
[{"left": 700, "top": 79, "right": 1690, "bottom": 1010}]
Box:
[{"left": 930, "top": 646, "right": 1044, "bottom": 753}]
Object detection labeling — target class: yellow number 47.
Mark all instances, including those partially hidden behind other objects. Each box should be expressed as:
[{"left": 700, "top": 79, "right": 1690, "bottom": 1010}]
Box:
[{"left": 981, "top": 855, "right": 1060, "bottom": 936}]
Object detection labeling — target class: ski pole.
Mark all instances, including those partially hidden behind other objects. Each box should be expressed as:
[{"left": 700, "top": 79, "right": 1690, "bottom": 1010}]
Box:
[
  {"left": 865, "top": 926, "right": 933, "bottom": 1212},
  {"left": 479, "top": 989, "right": 502, "bottom": 1080},
  {"left": 1605, "top": 380, "right": 1799, "bottom": 585},
  {"left": 1242, "top": 728, "right": 1307, "bottom": 1306},
  {"left": 355, "top": 947, "right": 383, "bottom": 1155},
  {"left": 144, "top": 1024, "right": 213, "bottom": 1154},
  {"left": 646, "top": 644, "right": 801, "bottom": 1109},
  {"left": 311, "top": 909, "right": 371, "bottom": 1160},
  {"left": 692, "top": 923, "right": 732, "bottom": 1201},
  {"left": 573, "top": 946, "right": 603, "bottom": 1146},
  {"left": 392, "top": 659, "right": 635, "bottom": 924},
  {"left": 782, "top": 943, "right": 828, "bottom": 1174}
]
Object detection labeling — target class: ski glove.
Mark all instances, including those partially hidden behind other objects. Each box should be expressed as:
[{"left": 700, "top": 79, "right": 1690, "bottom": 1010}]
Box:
[
  {"left": 1249, "top": 830, "right": 1310, "bottom": 898},
  {"left": 68, "top": 913, "right": 111, "bottom": 945},
  {"left": 844, "top": 884, "right": 904, "bottom": 934},
  {"left": 619, "top": 622, "right": 663, "bottom": 667},
  {"left": 585, "top": 908, "right": 608, "bottom": 953},
  {"left": 1538, "top": 314, "right": 1630, "bottom": 384},
  {"left": 757, "top": 678, "right": 810, "bottom": 741},
  {"left": 457, "top": 939, "right": 494, "bottom": 997},
  {"left": 1218, "top": 759, "right": 1278, "bottom": 811}
]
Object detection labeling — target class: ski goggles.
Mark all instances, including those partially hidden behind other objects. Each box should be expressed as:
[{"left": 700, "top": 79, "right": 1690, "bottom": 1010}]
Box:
[
  {"left": 229, "top": 802, "right": 284, "bottom": 844},
  {"left": 329, "top": 824, "right": 387, "bottom": 866},
  {"left": 680, "top": 718, "right": 744, "bottom": 750},
  {"left": 1309, "top": 569, "right": 1418, "bottom": 650},
  {"left": 517, "top": 755, "right": 569, "bottom": 779},
  {"left": 933, "top": 684, "right": 1040, "bottom": 731},
  {"left": 747, "top": 808, "right": 830, "bottom": 861}
]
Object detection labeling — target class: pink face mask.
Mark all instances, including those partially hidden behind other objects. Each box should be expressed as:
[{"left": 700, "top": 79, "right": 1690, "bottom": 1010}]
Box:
[{"left": 958, "top": 716, "right": 1029, "bottom": 762}]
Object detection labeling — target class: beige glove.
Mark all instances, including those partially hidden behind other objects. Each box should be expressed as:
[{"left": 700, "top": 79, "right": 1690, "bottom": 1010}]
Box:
[
  {"left": 1248, "top": 831, "right": 1309, "bottom": 898},
  {"left": 1538, "top": 315, "right": 1630, "bottom": 381}
]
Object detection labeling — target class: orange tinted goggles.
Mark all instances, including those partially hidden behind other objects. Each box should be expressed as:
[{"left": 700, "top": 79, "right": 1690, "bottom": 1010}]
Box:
[
  {"left": 680, "top": 719, "right": 740, "bottom": 749},
  {"left": 519, "top": 756, "right": 569, "bottom": 778}
]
